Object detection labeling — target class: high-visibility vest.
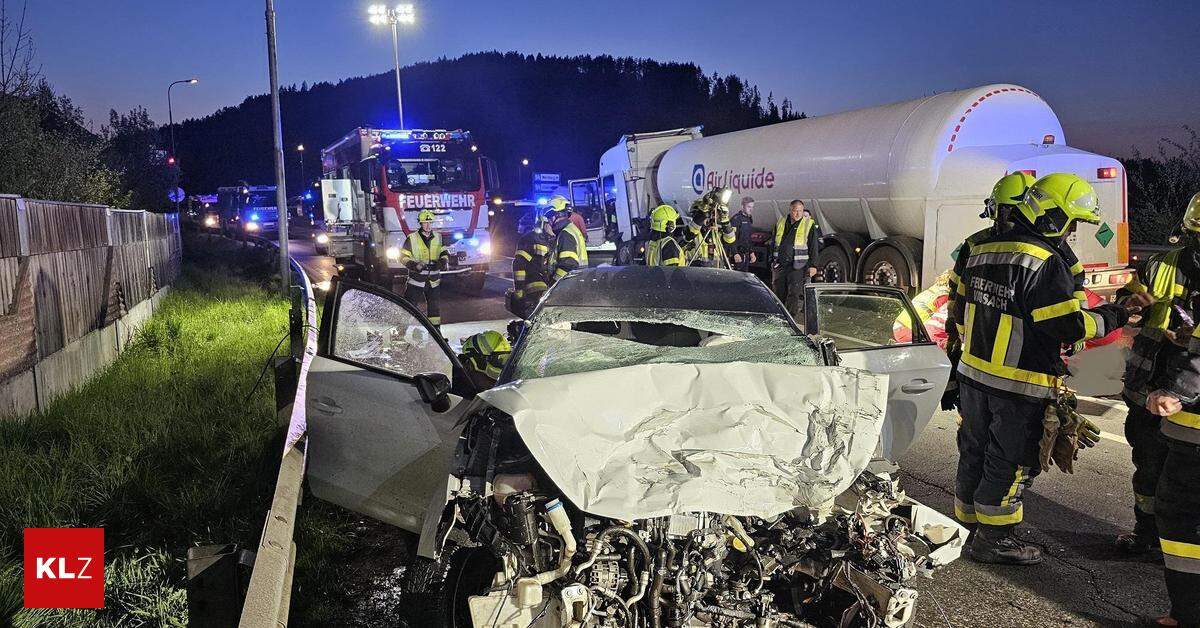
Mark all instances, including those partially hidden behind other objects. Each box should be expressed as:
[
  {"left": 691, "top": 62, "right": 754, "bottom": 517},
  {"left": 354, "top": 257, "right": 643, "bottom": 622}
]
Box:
[
  {"left": 551, "top": 223, "right": 588, "bottom": 279},
  {"left": 646, "top": 235, "right": 685, "bottom": 267},
  {"left": 774, "top": 216, "right": 815, "bottom": 265},
  {"left": 1122, "top": 249, "right": 1190, "bottom": 405},
  {"left": 402, "top": 231, "right": 446, "bottom": 287}
]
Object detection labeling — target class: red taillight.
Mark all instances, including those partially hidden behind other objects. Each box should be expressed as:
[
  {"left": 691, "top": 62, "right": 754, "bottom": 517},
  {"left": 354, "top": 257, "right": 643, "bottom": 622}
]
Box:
[
  {"left": 1097, "top": 167, "right": 1118, "bottom": 179},
  {"left": 1042, "top": 134, "right": 1055, "bottom": 145}
]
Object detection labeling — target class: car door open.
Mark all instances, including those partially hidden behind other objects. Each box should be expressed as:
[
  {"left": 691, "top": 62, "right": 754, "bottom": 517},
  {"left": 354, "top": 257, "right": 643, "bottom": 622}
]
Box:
[
  {"left": 305, "top": 277, "right": 475, "bottom": 532},
  {"left": 804, "top": 283, "right": 951, "bottom": 462}
]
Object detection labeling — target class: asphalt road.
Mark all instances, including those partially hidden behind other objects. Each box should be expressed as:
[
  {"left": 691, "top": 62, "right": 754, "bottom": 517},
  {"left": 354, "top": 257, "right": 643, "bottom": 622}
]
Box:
[{"left": 288, "top": 235, "right": 1167, "bottom": 627}]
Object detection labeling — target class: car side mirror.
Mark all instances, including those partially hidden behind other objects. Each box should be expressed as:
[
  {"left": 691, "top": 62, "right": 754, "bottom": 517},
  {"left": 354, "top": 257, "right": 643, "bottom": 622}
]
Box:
[{"left": 414, "top": 372, "right": 452, "bottom": 413}]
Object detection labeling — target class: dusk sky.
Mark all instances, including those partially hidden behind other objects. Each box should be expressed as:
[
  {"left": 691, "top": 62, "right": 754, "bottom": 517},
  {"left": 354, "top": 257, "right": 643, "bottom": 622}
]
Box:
[{"left": 27, "top": 0, "right": 1200, "bottom": 157}]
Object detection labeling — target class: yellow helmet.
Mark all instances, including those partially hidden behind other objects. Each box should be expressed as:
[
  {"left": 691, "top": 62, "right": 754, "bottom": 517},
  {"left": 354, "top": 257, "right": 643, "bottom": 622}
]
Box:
[
  {"left": 984, "top": 171, "right": 1037, "bottom": 221},
  {"left": 417, "top": 209, "right": 436, "bottom": 224},
  {"left": 650, "top": 204, "right": 679, "bottom": 232},
  {"left": 1183, "top": 191, "right": 1200, "bottom": 234},
  {"left": 1016, "top": 173, "right": 1101, "bottom": 238},
  {"left": 460, "top": 330, "right": 512, "bottom": 379},
  {"left": 548, "top": 195, "right": 570, "bottom": 212}
]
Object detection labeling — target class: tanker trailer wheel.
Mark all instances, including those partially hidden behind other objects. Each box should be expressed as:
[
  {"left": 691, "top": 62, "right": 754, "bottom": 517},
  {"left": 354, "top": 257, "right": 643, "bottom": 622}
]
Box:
[
  {"left": 814, "top": 245, "right": 852, "bottom": 283},
  {"left": 861, "top": 245, "right": 912, "bottom": 292},
  {"left": 614, "top": 240, "right": 635, "bottom": 266}
]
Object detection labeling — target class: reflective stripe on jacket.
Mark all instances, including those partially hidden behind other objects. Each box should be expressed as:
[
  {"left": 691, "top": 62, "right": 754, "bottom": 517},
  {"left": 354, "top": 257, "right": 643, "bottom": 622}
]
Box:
[
  {"left": 402, "top": 231, "right": 448, "bottom": 287},
  {"left": 646, "top": 235, "right": 686, "bottom": 267},
  {"left": 773, "top": 216, "right": 816, "bottom": 265},
  {"left": 551, "top": 223, "right": 588, "bottom": 280},
  {"left": 513, "top": 230, "right": 551, "bottom": 298},
  {"left": 955, "top": 231, "right": 1129, "bottom": 400},
  {"left": 1121, "top": 249, "right": 1190, "bottom": 406}
]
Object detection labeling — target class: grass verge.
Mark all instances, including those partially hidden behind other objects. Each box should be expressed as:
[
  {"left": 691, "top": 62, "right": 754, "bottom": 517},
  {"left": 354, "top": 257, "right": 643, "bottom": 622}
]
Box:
[{"left": 0, "top": 237, "right": 362, "bottom": 626}]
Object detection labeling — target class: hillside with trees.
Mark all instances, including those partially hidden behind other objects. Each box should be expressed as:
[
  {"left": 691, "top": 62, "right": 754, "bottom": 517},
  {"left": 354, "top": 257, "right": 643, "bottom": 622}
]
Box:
[{"left": 172, "top": 51, "right": 803, "bottom": 196}]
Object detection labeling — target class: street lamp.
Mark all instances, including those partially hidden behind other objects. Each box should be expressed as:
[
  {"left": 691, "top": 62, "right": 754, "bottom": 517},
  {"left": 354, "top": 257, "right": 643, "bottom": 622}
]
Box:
[
  {"left": 297, "top": 144, "right": 305, "bottom": 188},
  {"left": 167, "top": 78, "right": 199, "bottom": 162},
  {"left": 368, "top": 4, "right": 415, "bottom": 129}
]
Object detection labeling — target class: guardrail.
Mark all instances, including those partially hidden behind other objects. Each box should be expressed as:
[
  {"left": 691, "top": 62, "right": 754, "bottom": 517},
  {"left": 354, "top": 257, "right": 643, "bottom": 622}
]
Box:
[{"left": 186, "top": 229, "right": 316, "bottom": 627}]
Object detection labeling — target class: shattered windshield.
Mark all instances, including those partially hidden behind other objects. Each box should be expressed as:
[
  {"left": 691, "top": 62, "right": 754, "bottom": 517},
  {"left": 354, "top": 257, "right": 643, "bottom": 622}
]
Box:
[{"left": 510, "top": 306, "right": 820, "bottom": 381}]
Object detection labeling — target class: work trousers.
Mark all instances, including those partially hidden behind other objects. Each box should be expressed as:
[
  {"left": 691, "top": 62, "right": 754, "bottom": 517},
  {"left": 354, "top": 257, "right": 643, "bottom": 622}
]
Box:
[
  {"left": 1157, "top": 440, "right": 1200, "bottom": 627},
  {"left": 404, "top": 282, "right": 441, "bottom": 328},
  {"left": 1124, "top": 398, "right": 1169, "bottom": 540},
  {"left": 772, "top": 267, "right": 808, "bottom": 321},
  {"left": 954, "top": 383, "right": 1046, "bottom": 535}
]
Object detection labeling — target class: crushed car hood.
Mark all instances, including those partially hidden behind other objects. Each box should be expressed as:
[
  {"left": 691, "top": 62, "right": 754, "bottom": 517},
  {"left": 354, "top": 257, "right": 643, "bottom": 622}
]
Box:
[{"left": 480, "top": 362, "right": 888, "bottom": 521}]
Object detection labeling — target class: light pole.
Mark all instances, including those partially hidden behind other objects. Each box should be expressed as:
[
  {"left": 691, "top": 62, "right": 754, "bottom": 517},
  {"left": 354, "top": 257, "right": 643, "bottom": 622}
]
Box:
[
  {"left": 368, "top": 4, "right": 415, "bottom": 129},
  {"left": 297, "top": 144, "right": 305, "bottom": 188},
  {"left": 265, "top": 0, "right": 290, "bottom": 297},
  {"left": 166, "top": 78, "right": 198, "bottom": 161}
]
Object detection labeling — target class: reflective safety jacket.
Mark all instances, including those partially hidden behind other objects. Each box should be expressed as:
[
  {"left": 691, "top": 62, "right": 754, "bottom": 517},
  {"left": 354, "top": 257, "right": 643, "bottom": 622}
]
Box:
[
  {"left": 402, "top": 230, "right": 449, "bottom": 288},
  {"left": 645, "top": 233, "right": 686, "bottom": 267},
  {"left": 1121, "top": 248, "right": 1200, "bottom": 412},
  {"left": 948, "top": 228, "right": 1086, "bottom": 343},
  {"left": 953, "top": 229, "right": 1129, "bottom": 401},
  {"left": 772, "top": 216, "right": 819, "bottom": 269},
  {"left": 513, "top": 230, "right": 551, "bottom": 298},
  {"left": 551, "top": 222, "right": 588, "bottom": 281}
]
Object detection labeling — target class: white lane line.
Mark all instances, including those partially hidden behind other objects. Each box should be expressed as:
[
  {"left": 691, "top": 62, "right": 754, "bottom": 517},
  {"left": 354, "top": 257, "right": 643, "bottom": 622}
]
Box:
[{"left": 1098, "top": 430, "right": 1129, "bottom": 446}]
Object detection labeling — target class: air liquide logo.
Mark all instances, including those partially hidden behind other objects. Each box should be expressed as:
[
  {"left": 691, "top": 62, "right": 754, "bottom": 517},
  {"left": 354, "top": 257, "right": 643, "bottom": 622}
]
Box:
[
  {"left": 24, "top": 528, "right": 104, "bottom": 608},
  {"left": 691, "top": 164, "right": 706, "bottom": 194}
]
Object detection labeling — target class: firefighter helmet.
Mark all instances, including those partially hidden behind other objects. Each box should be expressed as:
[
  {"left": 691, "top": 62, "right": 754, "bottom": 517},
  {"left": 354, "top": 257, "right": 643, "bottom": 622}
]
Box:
[
  {"left": 983, "top": 171, "right": 1037, "bottom": 221},
  {"left": 1016, "top": 173, "right": 1101, "bottom": 238},
  {"left": 460, "top": 330, "right": 512, "bottom": 379},
  {"left": 548, "top": 195, "right": 570, "bottom": 212},
  {"left": 417, "top": 209, "right": 436, "bottom": 224},
  {"left": 650, "top": 204, "right": 680, "bottom": 232},
  {"left": 1182, "top": 191, "right": 1200, "bottom": 234}
]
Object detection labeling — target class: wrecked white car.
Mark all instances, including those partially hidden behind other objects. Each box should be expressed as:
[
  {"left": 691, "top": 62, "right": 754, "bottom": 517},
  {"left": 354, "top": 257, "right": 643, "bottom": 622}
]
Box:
[{"left": 305, "top": 267, "right": 960, "bottom": 627}]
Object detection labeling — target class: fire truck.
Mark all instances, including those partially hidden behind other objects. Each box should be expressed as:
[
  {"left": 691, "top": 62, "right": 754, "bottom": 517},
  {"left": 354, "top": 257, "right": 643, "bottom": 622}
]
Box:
[{"left": 320, "top": 128, "right": 500, "bottom": 294}]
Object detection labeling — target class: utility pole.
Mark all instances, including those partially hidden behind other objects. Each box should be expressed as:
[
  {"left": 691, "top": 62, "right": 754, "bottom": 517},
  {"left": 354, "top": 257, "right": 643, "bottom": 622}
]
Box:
[{"left": 265, "top": 0, "right": 290, "bottom": 297}]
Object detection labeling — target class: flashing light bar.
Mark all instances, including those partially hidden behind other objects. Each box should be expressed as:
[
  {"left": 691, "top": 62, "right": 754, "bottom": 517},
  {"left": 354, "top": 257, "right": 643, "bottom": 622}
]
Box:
[
  {"left": 377, "top": 129, "right": 469, "bottom": 142},
  {"left": 1097, "top": 167, "right": 1118, "bottom": 179}
]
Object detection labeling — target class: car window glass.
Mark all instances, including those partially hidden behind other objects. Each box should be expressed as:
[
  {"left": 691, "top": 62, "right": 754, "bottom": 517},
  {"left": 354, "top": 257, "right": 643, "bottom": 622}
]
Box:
[
  {"left": 333, "top": 288, "right": 452, "bottom": 378},
  {"left": 814, "top": 292, "right": 916, "bottom": 351},
  {"left": 512, "top": 306, "right": 819, "bottom": 380}
]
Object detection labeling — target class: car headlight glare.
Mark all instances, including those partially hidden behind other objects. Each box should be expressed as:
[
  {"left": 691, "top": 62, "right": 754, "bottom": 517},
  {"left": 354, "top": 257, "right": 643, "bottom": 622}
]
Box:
[
  {"left": 316, "top": 233, "right": 329, "bottom": 244},
  {"left": 385, "top": 246, "right": 401, "bottom": 260},
  {"left": 479, "top": 242, "right": 491, "bottom": 255}
]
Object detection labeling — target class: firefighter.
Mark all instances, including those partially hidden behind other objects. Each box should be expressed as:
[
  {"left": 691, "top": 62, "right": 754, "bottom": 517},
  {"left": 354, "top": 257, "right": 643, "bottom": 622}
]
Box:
[
  {"left": 1117, "top": 191, "right": 1200, "bottom": 559},
  {"left": 683, "top": 191, "right": 737, "bottom": 267},
  {"left": 458, "top": 330, "right": 512, "bottom": 390},
  {"left": 952, "top": 173, "right": 1136, "bottom": 565},
  {"left": 549, "top": 203, "right": 588, "bottom": 283},
  {"left": 512, "top": 210, "right": 553, "bottom": 318},
  {"left": 770, "top": 200, "right": 820, "bottom": 318},
  {"left": 400, "top": 210, "right": 449, "bottom": 329},
  {"left": 645, "top": 204, "right": 687, "bottom": 267}
]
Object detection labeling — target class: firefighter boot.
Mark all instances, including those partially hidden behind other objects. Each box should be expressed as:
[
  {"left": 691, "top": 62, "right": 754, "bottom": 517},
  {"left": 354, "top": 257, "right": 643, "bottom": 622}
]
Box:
[{"left": 967, "top": 529, "right": 1044, "bottom": 565}]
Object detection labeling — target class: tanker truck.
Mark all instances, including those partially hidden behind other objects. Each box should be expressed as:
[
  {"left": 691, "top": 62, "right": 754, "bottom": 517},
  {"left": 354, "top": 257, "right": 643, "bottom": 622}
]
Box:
[{"left": 570, "top": 83, "right": 1133, "bottom": 294}]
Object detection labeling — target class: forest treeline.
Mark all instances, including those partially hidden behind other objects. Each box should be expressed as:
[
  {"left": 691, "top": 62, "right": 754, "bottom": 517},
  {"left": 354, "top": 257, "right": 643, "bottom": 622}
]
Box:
[{"left": 173, "top": 51, "right": 804, "bottom": 196}]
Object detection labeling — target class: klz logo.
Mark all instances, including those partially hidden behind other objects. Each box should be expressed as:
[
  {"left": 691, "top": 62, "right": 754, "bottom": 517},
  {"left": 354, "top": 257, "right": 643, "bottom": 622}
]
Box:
[
  {"left": 691, "top": 164, "right": 706, "bottom": 194},
  {"left": 24, "top": 528, "right": 104, "bottom": 608}
]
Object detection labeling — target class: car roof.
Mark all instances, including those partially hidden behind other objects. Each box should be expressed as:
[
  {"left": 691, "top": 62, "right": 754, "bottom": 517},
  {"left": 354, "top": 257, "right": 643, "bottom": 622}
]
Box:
[{"left": 541, "top": 266, "right": 787, "bottom": 315}]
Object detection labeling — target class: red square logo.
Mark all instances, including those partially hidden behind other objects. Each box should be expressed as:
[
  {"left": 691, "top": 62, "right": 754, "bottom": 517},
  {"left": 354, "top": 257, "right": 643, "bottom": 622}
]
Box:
[{"left": 23, "top": 528, "right": 104, "bottom": 608}]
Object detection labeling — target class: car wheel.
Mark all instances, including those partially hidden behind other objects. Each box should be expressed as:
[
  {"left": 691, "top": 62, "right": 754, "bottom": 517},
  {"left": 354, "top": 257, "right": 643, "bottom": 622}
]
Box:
[{"left": 399, "top": 546, "right": 500, "bottom": 628}]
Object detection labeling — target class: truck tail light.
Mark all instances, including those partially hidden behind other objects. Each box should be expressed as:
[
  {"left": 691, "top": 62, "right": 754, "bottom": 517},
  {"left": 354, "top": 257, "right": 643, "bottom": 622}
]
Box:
[
  {"left": 1015, "top": 169, "right": 1036, "bottom": 177},
  {"left": 1042, "top": 134, "right": 1055, "bottom": 145},
  {"left": 1097, "top": 167, "right": 1118, "bottom": 179}
]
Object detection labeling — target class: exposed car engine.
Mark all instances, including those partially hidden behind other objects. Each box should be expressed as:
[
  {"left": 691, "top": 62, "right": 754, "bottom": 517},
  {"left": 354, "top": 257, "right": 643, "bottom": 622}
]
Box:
[{"left": 438, "top": 420, "right": 965, "bottom": 628}]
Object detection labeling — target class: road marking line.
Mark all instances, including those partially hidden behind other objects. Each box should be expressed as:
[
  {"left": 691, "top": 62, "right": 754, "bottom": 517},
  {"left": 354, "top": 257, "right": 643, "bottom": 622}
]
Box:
[{"left": 1098, "top": 430, "right": 1129, "bottom": 446}]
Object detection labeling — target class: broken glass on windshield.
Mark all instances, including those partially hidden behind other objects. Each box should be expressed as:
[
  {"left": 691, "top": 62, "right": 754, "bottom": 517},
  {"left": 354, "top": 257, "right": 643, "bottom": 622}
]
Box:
[{"left": 511, "top": 306, "right": 820, "bottom": 381}]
